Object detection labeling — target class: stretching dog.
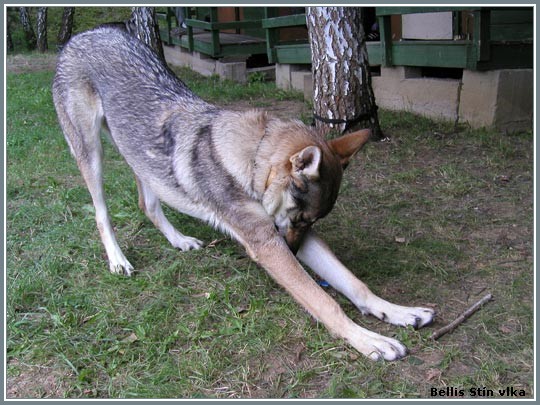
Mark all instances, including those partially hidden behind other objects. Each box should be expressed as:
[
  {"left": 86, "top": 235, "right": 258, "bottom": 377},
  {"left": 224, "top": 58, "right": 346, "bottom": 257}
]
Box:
[{"left": 52, "top": 26, "right": 434, "bottom": 361}]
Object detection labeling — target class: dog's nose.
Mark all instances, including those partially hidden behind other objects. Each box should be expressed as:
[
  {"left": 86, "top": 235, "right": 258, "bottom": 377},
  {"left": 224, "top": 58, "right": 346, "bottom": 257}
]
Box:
[{"left": 285, "top": 228, "right": 305, "bottom": 255}]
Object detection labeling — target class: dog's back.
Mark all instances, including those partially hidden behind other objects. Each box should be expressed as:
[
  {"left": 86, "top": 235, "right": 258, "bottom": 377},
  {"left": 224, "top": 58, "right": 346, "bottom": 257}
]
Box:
[
  {"left": 52, "top": 27, "right": 220, "bottom": 204},
  {"left": 54, "top": 26, "right": 196, "bottom": 106}
]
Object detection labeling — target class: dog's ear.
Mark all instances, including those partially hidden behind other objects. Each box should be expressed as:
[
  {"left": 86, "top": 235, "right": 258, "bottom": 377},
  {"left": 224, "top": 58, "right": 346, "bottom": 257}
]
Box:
[
  {"left": 328, "top": 128, "right": 371, "bottom": 168},
  {"left": 290, "top": 145, "right": 321, "bottom": 179}
]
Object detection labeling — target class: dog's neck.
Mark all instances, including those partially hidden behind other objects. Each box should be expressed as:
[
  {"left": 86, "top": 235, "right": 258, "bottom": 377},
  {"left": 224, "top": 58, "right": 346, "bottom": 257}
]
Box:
[{"left": 251, "top": 123, "right": 274, "bottom": 196}]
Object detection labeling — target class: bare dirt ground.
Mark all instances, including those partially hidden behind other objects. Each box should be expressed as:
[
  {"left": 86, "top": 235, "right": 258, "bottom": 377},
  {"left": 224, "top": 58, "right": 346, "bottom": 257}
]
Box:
[
  {"left": 6, "top": 53, "right": 59, "bottom": 73},
  {"left": 6, "top": 360, "right": 74, "bottom": 399}
]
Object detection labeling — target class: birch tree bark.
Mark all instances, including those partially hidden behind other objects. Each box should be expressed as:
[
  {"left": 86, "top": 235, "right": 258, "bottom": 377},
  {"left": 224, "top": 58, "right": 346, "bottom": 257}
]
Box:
[
  {"left": 127, "top": 7, "right": 165, "bottom": 60},
  {"left": 19, "top": 7, "right": 36, "bottom": 51},
  {"left": 36, "top": 7, "right": 48, "bottom": 53},
  {"left": 57, "top": 7, "right": 75, "bottom": 48},
  {"left": 307, "top": 7, "right": 383, "bottom": 139}
]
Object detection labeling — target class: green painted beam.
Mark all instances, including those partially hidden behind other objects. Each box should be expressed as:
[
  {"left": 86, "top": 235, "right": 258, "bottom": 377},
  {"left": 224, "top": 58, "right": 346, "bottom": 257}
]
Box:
[
  {"left": 180, "top": 37, "right": 266, "bottom": 58},
  {"left": 274, "top": 44, "right": 311, "bottom": 64},
  {"left": 366, "top": 43, "right": 382, "bottom": 66},
  {"left": 390, "top": 41, "right": 473, "bottom": 68},
  {"left": 185, "top": 18, "right": 262, "bottom": 31},
  {"left": 376, "top": 7, "right": 478, "bottom": 16},
  {"left": 262, "top": 14, "right": 306, "bottom": 29}
]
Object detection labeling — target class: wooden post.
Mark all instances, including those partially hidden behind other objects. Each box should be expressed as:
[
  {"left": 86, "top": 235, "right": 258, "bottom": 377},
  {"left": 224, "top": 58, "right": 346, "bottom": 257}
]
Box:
[
  {"left": 210, "top": 7, "right": 220, "bottom": 57},
  {"left": 264, "top": 7, "right": 279, "bottom": 63},
  {"left": 474, "top": 8, "right": 491, "bottom": 62},
  {"left": 379, "top": 15, "right": 393, "bottom": 67}
]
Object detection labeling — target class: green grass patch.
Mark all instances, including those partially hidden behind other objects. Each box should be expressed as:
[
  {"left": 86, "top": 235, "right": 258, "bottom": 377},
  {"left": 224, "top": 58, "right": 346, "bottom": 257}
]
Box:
[
  {"left": 6, "top": 58, "right": 533, "bottom": 399},
  {"left": 169, "top": 67, "right": 303, "bottom": 105}
]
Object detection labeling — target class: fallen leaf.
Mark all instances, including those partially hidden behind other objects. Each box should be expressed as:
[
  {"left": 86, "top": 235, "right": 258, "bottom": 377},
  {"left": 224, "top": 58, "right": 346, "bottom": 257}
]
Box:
[
  {"left": 120, "top": 332, "right": 138, "bottom": 344},
  {"left": 294, "top": 343, "right": 305, "bottom": 362},
  {"left": 426, "top": 368, "right": 442, "bottom": 381}
]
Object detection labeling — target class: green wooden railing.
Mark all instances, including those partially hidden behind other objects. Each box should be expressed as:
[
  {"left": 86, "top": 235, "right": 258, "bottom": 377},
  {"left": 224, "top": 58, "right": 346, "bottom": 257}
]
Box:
[
  {"left": 377, "top": 7, "right": 532, "bottom": 70},
  {"left": 158, "top": 7, "right": 266, "bottom": 58},
  {"left": 262, "top": 10, "right": 310, "bottom": 64},
  {"left": 158, "top": 7, "right": 533, "bottom": 70}
]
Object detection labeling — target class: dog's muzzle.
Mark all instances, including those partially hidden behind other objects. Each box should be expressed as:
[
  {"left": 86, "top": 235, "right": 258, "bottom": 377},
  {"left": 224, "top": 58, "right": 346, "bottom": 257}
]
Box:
[{"left": 283, "top": 227, "right": 308, "bottom": 255}]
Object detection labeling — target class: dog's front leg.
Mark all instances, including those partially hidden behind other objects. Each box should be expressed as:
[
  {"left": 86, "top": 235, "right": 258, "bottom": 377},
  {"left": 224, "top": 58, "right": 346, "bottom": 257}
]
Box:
[
  {"left": 297, "top": 230, "right": 435, "bottom": 329},
  {"left": 246, "top": 233, "right": 409, "bottom": 361}
]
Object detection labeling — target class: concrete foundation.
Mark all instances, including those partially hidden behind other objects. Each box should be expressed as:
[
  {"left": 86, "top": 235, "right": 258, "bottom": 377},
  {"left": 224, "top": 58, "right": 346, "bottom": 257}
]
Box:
[
  {"left": 459, "top": 69, "right": 533, "bottom": 132},
  {"left": 164, "top": 45, "right": 273, "bottom": 84},
  {"left": 297, "top": 65, "right": 532, "bottom": 132},
  {"left": 372, "top": 66, "right": 533, "bottom": 132},
  {"left": 372, "top": 67, "right": 461, "bottom": 122},
  {"left": 275, "top": 63, "right": 312, "bottom": 91}
]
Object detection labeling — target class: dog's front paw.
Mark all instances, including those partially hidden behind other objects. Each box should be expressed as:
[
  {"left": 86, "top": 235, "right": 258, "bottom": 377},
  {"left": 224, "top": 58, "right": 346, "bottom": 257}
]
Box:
[
  {"left": 170, "top": 235, "right": 204, "bottom": 251},
  {"left": 374, "top": 302, "right": 435, "bottom": 329},
  {"left": 347, "top": 326, "right": 408, "bottom": 361},
  {"left": 397, "top": 306, "right": 435, "bottom": 329}
]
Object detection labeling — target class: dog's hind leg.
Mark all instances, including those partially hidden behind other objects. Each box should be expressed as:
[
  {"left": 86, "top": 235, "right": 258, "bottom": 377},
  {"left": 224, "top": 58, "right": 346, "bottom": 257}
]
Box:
[
  {"left": 297, "top": 230, "right": 435, "bottom": 328},
  {"left": 135, "top": 177, "right": 204, "bottom": 251},
  {"left": 84, "top": 158, "right": 134, "bottom": 276},
  {"left": 54, "top": 88, "right": 134, "bottom": 276}
]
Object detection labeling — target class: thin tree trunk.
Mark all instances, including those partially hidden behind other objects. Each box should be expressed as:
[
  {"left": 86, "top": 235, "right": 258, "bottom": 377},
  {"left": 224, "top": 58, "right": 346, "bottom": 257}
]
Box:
[
  {"left": 126, "top": 7, "right": 165, "bottom": 60},
  {"left": 7, "top": 25, "right": 14, "bottom": 52},
  {"left": 307, "top": 7, "right": 383, "bottom": 139},
  {"left": 19, "top": 7, "right": 36, "bottom": 51},
  {"left": 57, "top": 7, "right": 75, "bottom": 48},
  {"left": 36, "top": 7, "right": 48, "bottom": 53}
]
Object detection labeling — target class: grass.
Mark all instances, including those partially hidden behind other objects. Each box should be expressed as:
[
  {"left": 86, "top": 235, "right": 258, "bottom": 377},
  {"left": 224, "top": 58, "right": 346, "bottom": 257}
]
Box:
[
  {"left": 6, "top": 58, "right": 533, "bottom": 398},
  {"left": 168, "top": 67, "right": 304, "bottom": 105}
]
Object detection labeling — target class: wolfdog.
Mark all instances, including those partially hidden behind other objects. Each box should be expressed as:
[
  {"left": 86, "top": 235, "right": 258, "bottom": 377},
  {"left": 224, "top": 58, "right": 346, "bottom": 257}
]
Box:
[{"left": 52, "top": 26, "right": 434, "bottom": 361}]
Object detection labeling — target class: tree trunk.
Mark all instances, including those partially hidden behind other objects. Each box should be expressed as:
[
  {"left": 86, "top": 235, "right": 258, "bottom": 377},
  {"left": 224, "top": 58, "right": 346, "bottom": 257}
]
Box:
[
  {"left": 306, "top": 7, "right": 383, "bottom": 139},
  {"left": 126, "top": 7, "right": 165, "bottom": 60},
  {"left": 19, "top": 7, "right": 36, "bottom": 51},
  {"left": 36, "top": 7, "right": 48, "bottom": 53},
  {"left": 57, "top": 7, "right": 75, "bottom": 48},
  {"left": 7, "top": 25, "right": 14, "bottom": 52}
]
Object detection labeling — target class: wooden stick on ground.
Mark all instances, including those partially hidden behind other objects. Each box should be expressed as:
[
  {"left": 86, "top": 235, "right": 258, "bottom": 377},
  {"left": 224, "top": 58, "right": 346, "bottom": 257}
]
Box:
[{"left": 430, "top": 293, "right": 493, "bottom": 340}]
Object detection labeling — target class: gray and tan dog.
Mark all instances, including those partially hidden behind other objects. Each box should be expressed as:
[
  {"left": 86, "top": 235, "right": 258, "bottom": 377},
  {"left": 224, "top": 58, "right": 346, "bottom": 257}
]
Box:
[{"left": 52, "top": 26, "right": 434, "bottom": 361}]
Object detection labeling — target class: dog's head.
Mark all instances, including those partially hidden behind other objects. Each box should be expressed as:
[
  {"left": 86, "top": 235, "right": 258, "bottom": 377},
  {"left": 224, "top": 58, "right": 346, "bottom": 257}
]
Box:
[{"left": 262, "top": 126, "right": 371, "bottom": 253}]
